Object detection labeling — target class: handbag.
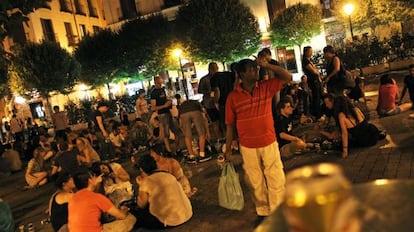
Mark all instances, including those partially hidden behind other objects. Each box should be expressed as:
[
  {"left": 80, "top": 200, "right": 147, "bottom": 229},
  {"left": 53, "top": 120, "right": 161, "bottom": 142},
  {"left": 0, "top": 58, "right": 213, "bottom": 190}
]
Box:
[
  {"left": 218, "top": 162, "right": 244, "bottom": 210},
  {"left": 339, "top": 64, "right": 356, "bottom": 89}
]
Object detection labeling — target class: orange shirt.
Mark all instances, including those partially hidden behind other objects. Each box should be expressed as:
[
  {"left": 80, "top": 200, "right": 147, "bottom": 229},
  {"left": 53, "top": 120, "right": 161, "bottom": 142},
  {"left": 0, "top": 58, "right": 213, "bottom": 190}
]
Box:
[
  {"left": 68, "top": 189, "right": 113, "bottom": 232},
  {"left": 226, "top": 78, "right": 283, "bottom": 148}
]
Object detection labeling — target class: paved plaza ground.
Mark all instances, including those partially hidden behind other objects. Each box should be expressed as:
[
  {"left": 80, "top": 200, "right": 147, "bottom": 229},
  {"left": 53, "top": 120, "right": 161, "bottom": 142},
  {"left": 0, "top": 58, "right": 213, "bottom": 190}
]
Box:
[{"left": 1, "top": 71, "right": 414, "bottom": 232}]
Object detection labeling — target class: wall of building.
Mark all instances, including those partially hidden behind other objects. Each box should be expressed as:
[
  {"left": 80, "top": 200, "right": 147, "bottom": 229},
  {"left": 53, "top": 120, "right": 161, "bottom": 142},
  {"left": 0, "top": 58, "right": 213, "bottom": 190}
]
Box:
[{"left": 3, "top": 0, "right": 106, "bottom": 53}]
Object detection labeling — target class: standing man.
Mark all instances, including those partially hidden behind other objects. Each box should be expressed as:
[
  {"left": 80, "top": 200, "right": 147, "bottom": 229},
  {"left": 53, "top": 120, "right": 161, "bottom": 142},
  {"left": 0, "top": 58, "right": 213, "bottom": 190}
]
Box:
[
  {"left": 150, "top": 76, "right": 176, "bottom": 153},
  {"left": 52, "top": 105, "right": 69, "bottom": 142},
  {"left": 198, "top": 62, "right": 222, "bottom": 141},
  {"left": 9, "top": 114, "right": 23, "bottom": 143},
  {"left": 176, "top": 94, "right": 211, "bottom": 163},
  {"left": 92, "top": 101, "right": 110, "bottom": 151},
  {"left": 399, "top": 64, "right": 414, "bottom": 105},
  {"left": 135, "top": 89, "right": 150, "bottom": 123},
  {"left": 225, "top": 59, "right": 291, "bottom": 220}
]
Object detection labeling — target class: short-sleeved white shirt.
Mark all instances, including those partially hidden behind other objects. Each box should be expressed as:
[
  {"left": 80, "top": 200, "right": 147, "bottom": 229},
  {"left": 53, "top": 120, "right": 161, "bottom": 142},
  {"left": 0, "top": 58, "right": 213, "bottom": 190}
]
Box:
[{"left": 140, "top": 172, "right": 192, "bottom": 226}]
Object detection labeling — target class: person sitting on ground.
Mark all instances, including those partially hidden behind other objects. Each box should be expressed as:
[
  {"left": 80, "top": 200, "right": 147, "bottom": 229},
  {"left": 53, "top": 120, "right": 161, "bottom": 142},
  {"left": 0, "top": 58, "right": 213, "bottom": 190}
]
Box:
[
  {"left": 128, "top": 118, "right": 150, "bottom": 152},
  {"left": 25, "top": 148, "right": 48, "bottom": 189},
  {"left": 39, "top": 134, "right": 55, "bottom": 161},
  {"left": 347, "top": 76, "right": 366, "bottom": 102},
  {"left": 275, "top": 97, "right": 313, "bottom": 158},
  {"left": 176, "top": 93, "right": 211, "bottom": 163},
  {"left": 49, "top": 172, "right": 75, "bottom": 232},
  {"left": 109, "top": 123, "right": 127, "bottom": 156},
  {"left": 76, "top": 137, "right": 100, "bottom": 166},
  {"left": 68, "top": 170, "right": 136, "bottom": 232},
  {"left": 147, "top": 143, "right": 197, "bottom": 197},
  {"left": 2, "top": 143, "right": 22, "bottom": 172},
  {"left": 0, "top": 198, "right": 14, "bottom": 232},
  {"left": 334, "top": 96, "right": 381, "bottom": 158},
  {"left": 91, "top": 162, "right": 133, "bottom": 207},
  {"left": 148, "top": 116, "right": 162, "bottom": 146},
  {"left": 51, "top": 141, "right": 81, "bottom": 177},
  {"left": 132, "top": 154, "right": 192, "bottom": 229},
  {"left": 317, "top": 94, "right": 341, "bottom": 140},
  {"left": 377, "top": 74, "right": 412, "bottom": 116}
]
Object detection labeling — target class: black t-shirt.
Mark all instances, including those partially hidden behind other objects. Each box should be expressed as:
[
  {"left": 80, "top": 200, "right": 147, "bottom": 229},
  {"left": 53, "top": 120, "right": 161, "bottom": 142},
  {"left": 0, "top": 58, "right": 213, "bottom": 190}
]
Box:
[
  {"left": 91, "top": 110, "right": 104, "bottom": 132},
  {"left": 178, "top": 100, "right": 203, "bottom": 115},
  {"left": 404, "top": 75, "right": 414, "bottom": 102},
  {"left": 53, "top": 149, "right": 80, "bottom": 174},
  {"left": 150, "top": 87, "right": 170, "bottom": 114},
  {"left": 275, "top": 114, "right": 293, "bottom": 148},
  {"left": 302, "top": 58, "right": 320, "bottom": 83},
  {"left": 210, "top": 71, "right": 236, "bottom": 106}
]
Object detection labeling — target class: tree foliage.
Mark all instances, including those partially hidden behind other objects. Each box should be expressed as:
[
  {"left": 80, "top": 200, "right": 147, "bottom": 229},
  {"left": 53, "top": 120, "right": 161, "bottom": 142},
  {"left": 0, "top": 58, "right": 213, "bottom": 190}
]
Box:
[
  {"left": 333, "top": 0, "right": 414, "bottom": 33},
  {"left": 0, "top": 0, "right": 48, "bottom": 97},
  {"left": 270, "top": 3, "right": 322, "bottom": 48},
  {"left": 175, "top": 0, "right": 261, "bottom": 64},
  {"left": 11, "top": 41, "right": 80, "bottom": 98},
  {"left": 118, "top": 14, "right": 174, "bottom": 78},
  {"left": 74, "top": 29, "right": 124, "bottom": 87}
]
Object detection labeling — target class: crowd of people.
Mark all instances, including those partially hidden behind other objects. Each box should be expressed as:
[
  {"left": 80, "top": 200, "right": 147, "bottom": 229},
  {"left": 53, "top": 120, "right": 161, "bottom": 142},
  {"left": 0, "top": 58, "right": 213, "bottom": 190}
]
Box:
[{"left": 1, "top": 46, "right": 414, "bottom": 231}]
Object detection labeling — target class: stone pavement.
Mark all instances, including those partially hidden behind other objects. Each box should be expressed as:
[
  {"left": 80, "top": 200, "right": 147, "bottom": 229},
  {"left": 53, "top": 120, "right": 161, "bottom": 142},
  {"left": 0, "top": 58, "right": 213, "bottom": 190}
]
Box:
[{"left": 1, "top": 73, "right": 414, "bottom": 232}]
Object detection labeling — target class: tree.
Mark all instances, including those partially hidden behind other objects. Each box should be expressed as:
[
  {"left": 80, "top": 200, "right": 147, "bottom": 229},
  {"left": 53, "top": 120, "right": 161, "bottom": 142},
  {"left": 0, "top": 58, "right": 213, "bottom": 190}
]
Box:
[
  {"left": 175, "top": 0, "right": 261, "bottom": 66},
  {"left": 333, "top": 0, "right": 414, "bottom": 33},
  {"left": 11, "top": 41, "right": 80, "bottom": 110},
  {"left": 74, "top": 29, "right": 124, "bottom": 97},
  {"left": 118, "top": 14, "right": 174, "bottom": 78},
  {"left": 0, "top": 0, "right": 48, "bottom": 100},
  {"left": 270, "top": 3, "right": 322, "bottom": 48}
]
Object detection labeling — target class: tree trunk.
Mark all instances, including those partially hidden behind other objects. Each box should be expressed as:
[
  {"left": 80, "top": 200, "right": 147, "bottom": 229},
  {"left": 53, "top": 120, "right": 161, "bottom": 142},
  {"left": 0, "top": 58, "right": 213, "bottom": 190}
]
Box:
[
  {"left": 106, "top": 82, "right": 112, "bottom": 100},
  {"left": 222, "top": 61, "right": 226, "bottom": 71},
  {"left": 45, "top": 96, "right": 53, "bottom": 122}
]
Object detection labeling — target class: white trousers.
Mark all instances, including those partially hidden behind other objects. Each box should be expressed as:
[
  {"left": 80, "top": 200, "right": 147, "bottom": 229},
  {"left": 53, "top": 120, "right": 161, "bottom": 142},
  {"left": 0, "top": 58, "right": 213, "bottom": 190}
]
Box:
[{"left": 240, "top": 141, "right": 286, "bottom": 216}]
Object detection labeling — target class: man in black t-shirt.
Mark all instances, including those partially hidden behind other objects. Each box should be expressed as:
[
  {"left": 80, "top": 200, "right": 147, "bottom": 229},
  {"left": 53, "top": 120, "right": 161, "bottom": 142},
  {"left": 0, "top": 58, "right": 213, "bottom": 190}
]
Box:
[
  {"left": 210, "top": 71, "right": 236, "bottom": 134},
  {"left": 275, "top": 98, "right": 307, "bottom": 158},
  {"left": 51, "top": 141, "right": 81, "bottom": 176},
  {"left": 400, "top": 64, "right": 414, "bottom": 105},
  {"left": 91, "top": 101, "right": 110, "bottom": 153},
  {"left": 150, "top": 76, "right": 180, "bottom": 153}
]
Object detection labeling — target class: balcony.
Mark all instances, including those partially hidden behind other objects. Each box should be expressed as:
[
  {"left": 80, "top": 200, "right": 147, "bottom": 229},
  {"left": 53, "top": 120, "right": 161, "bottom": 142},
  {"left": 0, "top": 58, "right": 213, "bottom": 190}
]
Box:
[{"left": 67, "top": 35, "right": 79, "bottom": 46}]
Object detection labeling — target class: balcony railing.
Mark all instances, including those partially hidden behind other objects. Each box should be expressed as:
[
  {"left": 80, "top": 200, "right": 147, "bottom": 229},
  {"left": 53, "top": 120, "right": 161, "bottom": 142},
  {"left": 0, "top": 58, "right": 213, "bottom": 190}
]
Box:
[{"left": 67, "top": 35, "right": 79, "bottom": 46}]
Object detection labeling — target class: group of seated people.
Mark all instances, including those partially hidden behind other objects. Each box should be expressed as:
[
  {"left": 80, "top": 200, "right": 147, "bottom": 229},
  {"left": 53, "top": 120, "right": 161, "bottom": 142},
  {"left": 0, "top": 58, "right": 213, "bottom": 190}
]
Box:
[
  {"left": 274, "top": 92, "right": 386, "bottom": 159},
  {"left": 46, "top": 142, "right": 194, "bottom": 232}
]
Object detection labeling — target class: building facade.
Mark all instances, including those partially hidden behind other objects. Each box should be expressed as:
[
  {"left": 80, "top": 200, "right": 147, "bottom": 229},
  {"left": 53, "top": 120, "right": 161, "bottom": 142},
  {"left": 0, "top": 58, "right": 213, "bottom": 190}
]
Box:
[{"left": 4, "top": 0, "right": 106, "bottom": 53}]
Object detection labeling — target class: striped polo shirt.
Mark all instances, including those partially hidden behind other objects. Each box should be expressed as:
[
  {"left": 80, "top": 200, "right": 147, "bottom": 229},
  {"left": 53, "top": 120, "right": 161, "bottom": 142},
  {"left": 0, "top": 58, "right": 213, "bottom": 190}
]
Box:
[{"left": 225, "top": 78, "right": 283, "bottom": 148}]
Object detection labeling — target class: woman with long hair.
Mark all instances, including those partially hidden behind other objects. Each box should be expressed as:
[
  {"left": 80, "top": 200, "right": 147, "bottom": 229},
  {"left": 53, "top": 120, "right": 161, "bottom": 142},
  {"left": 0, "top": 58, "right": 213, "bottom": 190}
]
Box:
[
  {"left": 333, "top": 96, "right": 380, "bottom": 158},
  {"left": 48, "top": 172, "right": 75, "bottom": 232},
  {"left": 25, "top": 147, "right": 48, "bottom": 189},
  {"left": 377, "top": 74, "right": 412, "bottom": 116},
  {"left": 76, "top": 137, "right": 100, "bottom": 166},
  {"left": 323, "top": 45, "right": 344, "bottom": 96},
  {"left": 302, "top": 46, "right": 322, "bottom": 118}
]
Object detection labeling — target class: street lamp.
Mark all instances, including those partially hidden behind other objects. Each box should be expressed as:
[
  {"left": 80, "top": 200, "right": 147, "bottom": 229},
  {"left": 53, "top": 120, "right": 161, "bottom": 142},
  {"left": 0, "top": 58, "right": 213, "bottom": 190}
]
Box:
[
  {"left": 173, "top": 48, "right": 189, "bottom": 99},
  {"left": 343, "top": 3, "right": 355, "bottom": 40}
]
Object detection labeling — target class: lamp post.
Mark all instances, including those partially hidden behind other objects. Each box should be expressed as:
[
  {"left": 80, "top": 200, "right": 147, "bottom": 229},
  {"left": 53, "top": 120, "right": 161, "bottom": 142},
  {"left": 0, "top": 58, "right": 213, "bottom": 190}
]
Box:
[
  {"left": 173, "top": 48, "right": 189, "bottom": 99},
  {"left": 343, "top": 3, "right": 355, "bottom": 41}
]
